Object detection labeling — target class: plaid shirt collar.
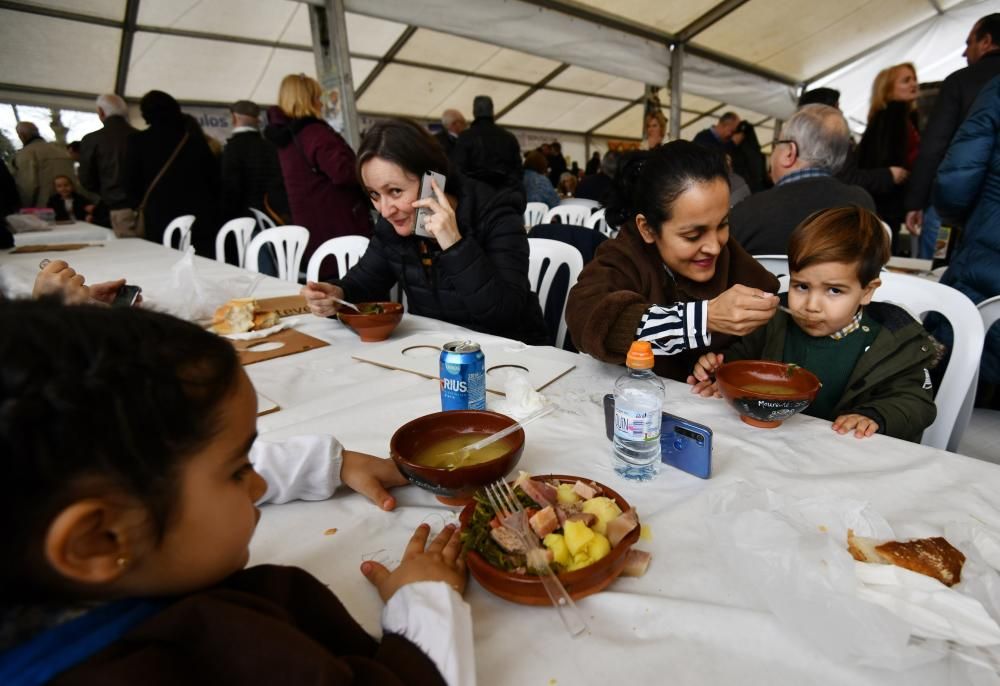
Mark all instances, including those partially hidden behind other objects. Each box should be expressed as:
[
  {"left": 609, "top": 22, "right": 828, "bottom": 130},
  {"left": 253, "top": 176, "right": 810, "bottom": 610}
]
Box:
[
  {"left": 829, "top": 308, "right": 865, "bottom": 340},
  {"left": 776, "top": 167, "right": 831, "bottom": 187}
]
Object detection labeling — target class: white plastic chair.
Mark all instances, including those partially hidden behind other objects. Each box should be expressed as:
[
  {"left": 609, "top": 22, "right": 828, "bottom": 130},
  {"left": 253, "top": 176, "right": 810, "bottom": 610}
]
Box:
[
  {"left": 306, "top": 235, "right": 370, "bottom": 283},
  {"left": 214, "top": 217, "right": 257, "bottom": 267},
  {"left": 559, "top": 198, "right": 600, "bottom": 209},
  {"left": 249, "top": 207, "right": 276, "bottom": 233},
  {"left": 527, "top": 238, "right": 584, "bottom": 349},
  {"left": 543, "top": 204, "right": 592, "bottom": 227},
  {"left": 244, "top": 225, "right": 310, "bottom": 283},
  {"left": 753, "top": 254, "right": 790, "bottom": 278},
  {"left": 950, "top": 294, "right": 1000, "bottom": 452},
  {"left": 585, "top": 208, "right": 616, "bottom": 239},
  {"left": 874, "top": 272, "right": 985, "bottom": 450},
  {"left": 162, "top": 214, "right": 195, "bottom": 251},
  {"left": 524, "top": 202, "right": 548, "bottom": 229}
]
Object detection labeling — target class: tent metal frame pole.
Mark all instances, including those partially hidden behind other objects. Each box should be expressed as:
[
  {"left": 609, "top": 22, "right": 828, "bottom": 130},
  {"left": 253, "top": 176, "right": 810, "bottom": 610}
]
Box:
[
  {"left": 496, "top": 64, "right": 570, "bottom": 119},
  {"left": 114, "top": 0, "right": 140, "bottom": 97},
  {"left": 678, "top": 0, "right": 751, "bottom": 42},
  {"left": 309, "top": 0, "right": 361, "bottom": 149},
  {"left": 0, "top": 1, "right": 120, "bottom": 28},
  {"left": 584, "top": 97, "right": 642, "bottom": 136},
  {"left": 356, "top": 26, "right": 417, "bottom": 98},
  {"left": 133, "top": 25, "right": 313, "bottom": 52},
  {"left": 669, "top": 43, "right": 684, "bottom": 141}
]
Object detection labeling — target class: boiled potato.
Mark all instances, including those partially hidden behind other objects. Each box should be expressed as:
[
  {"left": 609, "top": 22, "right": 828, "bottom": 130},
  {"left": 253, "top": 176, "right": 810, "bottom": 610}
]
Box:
[
  {"left": 543, "top": 532, "right": 571, "bottom": 567},
  {"left": 563, "top": 520, "right": 595, "bottom": 556},
  {"left": 556, "top": 482, "right": 581, "bottom": 505},
  {"left": 581, "top": 497, "right": 622, "bottom": 535},
  {"left": 565, "top": 531, "right": 612, "bottom": 571}
]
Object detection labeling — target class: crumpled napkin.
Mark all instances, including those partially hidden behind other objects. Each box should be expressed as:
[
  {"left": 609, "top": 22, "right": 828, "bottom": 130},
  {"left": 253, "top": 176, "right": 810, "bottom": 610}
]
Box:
[
  {"left": 489, "top": 367, "right": 549, "bottom": 419},
  {"left": 707, "top": 482, "right": 1000, "bottom": 671},
  {"left": 153, "top": 248, "right": 263, "bottom": 322}
]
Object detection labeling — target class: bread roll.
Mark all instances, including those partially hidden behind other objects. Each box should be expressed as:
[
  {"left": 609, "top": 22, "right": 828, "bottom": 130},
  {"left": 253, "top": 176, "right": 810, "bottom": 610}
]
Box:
[
  {"left": 847, "top": 529, "right": 965, "bottom": 587},
  {"left": 211, "top": 298, "right": 256, "bottom": 334}
]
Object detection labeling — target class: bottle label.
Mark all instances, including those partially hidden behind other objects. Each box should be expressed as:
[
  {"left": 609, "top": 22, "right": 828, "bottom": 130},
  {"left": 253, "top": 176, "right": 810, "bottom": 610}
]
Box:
[{"left": 614, "top": 407, "right": 660, "bottom": 442}]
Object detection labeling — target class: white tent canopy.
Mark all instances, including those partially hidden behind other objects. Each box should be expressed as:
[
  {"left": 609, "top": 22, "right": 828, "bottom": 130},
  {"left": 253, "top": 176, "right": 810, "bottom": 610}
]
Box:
[{"left": 1, "top": 0, "right": 998, "bottom": 148}]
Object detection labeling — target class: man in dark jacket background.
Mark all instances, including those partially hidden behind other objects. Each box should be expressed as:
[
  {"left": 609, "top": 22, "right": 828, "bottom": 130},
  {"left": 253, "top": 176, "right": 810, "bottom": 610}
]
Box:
[
  {"left": 904, "top": 13, "right": 1000, "bottom": 234},
  {"left": 452, "top": 96, "right": 523, "bottom": 198},
  {"left": 79, "top": 94, "right": 137, "bottom": 236},
  {"left": 220, "top": 100, "right": 288, "bottom": 223},
  {"left": 433, "top": 109, "right": 466, "bottom": 159},
  {"left": 730, "top": 105, "right": 875, "bottom": 255}
]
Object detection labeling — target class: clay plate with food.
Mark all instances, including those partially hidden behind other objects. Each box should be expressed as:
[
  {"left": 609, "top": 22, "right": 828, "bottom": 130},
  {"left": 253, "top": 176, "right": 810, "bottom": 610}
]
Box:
[
  {"left": 715, "top": 360, "right": 821, "bottom": 428},
  {"left": 338, "top": 302, "right": 403, "bottom": 342},
  {"left": 460, "top": 473, "right": 649, "bottom": 605}
]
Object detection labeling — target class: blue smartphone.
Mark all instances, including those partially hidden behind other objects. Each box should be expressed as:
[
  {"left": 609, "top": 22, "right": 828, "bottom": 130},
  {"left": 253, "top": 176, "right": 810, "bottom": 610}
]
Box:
[{"left": 604, "top": 394, "right": 712, "bottom": 479}]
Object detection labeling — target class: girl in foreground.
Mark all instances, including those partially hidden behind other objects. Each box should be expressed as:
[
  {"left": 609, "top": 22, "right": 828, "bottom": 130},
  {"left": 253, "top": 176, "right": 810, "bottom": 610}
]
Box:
[{"left": 0, "top": 300, "right": 473, "bottom": 685}]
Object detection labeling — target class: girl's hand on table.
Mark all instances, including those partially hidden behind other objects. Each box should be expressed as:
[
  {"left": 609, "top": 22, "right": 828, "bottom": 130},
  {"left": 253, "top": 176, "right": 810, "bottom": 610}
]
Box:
[
  {"left": 686, "top": 352, "right": 723, "bottom": 397},
  {"left": 301, "top": 281, "right": 345, "bottom": 318},
  {"left": 707, "top": 285, "right": 777, "bottom": 336},
  {"left": 361, "top": 523, "right": 467, "bottom": 602},
  {"left": 340, "top": 450, "right": 409, "bottom": 511},
  {"left": 832, "top": 414, "right": 879, "bottom": 438}
]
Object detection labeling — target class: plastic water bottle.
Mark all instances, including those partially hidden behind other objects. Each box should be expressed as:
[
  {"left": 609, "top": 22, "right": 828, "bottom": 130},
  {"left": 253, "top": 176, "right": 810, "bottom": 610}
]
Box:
[{"left": 612, "top": 341, "right": 664, "bottom": 481}]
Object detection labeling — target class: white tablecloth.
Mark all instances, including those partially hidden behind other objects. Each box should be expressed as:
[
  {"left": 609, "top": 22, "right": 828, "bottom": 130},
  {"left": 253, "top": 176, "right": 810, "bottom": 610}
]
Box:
[
  {"left": 11, "top": 220, "right": 116, "bottom": 246},
  {"left": 2, "top": 240, "right": 998, "bottom": 685}
]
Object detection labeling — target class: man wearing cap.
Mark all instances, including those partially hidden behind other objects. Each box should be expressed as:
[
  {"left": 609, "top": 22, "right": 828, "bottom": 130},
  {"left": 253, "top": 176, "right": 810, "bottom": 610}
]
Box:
[
  {"left": 220, "top": 100, "right": 288, "bottom": 223},
  {"left": 452, "top": 95, "right": 523, "bottom": 194}
]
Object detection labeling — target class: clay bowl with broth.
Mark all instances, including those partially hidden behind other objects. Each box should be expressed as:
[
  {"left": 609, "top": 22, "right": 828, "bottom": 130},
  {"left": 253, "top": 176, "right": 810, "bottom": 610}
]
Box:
[
  {"left": 715, "top": 360, "right": 821, "bottom": 429},
  {"left": 390, "top": 410, "right": 525, "bottom": 505},
  {"left": 337, "top": 302, "right": 403, "bottom": 342}
]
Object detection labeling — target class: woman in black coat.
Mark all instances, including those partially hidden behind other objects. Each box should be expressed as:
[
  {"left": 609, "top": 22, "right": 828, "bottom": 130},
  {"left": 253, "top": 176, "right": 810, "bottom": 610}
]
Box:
[
  {"left": 730, "top": 121, "right": 767, "bottom": 193},
  {"left": 124, "top": 91, "right": 220, "bottom": 253},
  {"left": 300, "top": 118, "right": 548, "bottom": 345},
  {"left": 857, "top": 63, "right": 921, "bottom": 251}
]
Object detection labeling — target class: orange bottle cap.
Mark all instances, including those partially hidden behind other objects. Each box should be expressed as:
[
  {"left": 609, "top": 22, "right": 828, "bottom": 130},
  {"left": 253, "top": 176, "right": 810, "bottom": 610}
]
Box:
[{"left": 626, "top": 341, "right": 654, "bottom": 369}]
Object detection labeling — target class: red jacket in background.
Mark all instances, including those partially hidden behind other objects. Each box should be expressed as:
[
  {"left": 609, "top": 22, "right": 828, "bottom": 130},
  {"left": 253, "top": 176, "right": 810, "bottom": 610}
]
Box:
[{"left": 264, "top": 107, "right": 372, "bottom": 259}]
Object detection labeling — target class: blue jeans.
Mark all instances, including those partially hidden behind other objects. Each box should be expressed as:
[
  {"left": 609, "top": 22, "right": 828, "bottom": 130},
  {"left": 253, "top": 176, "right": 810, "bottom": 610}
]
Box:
[{"left": 918, "top": 205, "right": 941, "bottom": 259}]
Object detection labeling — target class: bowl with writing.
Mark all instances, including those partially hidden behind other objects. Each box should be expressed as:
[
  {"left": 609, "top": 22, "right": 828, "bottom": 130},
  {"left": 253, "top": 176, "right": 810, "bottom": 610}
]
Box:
[
  {"left": 715, "top": 360, "right": 821, "bottom": 429},
  {"left": 337, "top": 302, "right": 403, "bottom": 342},
  {"left": 390, "top": 410, "right": 525, "bottom": 506}
]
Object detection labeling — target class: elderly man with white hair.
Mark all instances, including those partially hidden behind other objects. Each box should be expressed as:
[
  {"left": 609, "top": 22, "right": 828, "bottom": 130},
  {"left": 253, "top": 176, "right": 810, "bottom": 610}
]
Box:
[
  {"left": 433, "top": 108, "right": 466, "bottom": 157},
  {"left": 79, "top": 93, "right": 138, "bottom": 236},
  {"left": 730, "top": 104, "right": 876, "bottom": 256},
  {"left": 12, "top": 121, "right": 76, "bottom": 209}
]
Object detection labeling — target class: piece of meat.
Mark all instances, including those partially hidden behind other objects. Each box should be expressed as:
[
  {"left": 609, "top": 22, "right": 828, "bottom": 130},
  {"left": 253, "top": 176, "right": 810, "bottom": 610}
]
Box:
[
  {"left": 518, "top": 478, "right": 557, "bottom": 508},
  {"left": 490, "top": 525, "right": 527, "bottom": 554},
  {"left": 529, "top": 506, "right": 560, "bottom": 539},
  {"left": 621, "top": 549, "right": 651, "bottom": 577},
  {"left": 565, "top": 512, "right": 597, "bottom": 527},
  {"left": 606, "top": 509, "right": 639, "bottom": 547},
  {"left": 572, "top": 480, "right": 597, "bottom": 500}
]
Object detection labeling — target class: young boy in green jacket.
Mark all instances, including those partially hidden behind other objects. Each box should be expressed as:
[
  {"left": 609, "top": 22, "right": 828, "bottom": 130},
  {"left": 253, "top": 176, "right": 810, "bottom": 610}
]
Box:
[{"left": 688, "top": 206, "right": 938, "bottom": 442}]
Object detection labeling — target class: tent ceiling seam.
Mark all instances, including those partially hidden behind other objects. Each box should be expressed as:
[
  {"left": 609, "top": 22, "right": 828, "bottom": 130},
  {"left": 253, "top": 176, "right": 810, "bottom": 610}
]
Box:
[
  {"left": 356, "top": 26, "right": 417, "bottom": 99},
  {"left": 496, "top": 63, "right": 569, "bottom": 119},
  {"left": 114, "top": 0, "right": 140, "bottom": 96},
  {"left": 678, "top": 0, "right": 751, "bottom": 42},
  {"left": 0, "top": 1, "right": 120, "bottom": 28},
  {"left": 584, "top": 96, "right": 642, "bottom": 135}
]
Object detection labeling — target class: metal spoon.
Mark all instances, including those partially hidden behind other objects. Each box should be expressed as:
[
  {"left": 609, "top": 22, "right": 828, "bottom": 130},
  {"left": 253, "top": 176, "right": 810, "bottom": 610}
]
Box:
[{"left": 331, "top": 295, "right": 362, "bottom": 313}]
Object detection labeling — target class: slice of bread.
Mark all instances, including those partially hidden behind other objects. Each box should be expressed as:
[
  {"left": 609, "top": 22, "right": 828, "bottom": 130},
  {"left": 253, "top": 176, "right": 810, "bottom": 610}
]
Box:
[
  {"left": 253, "top": 310, "right": 280, "bottom": 330},
  {"left": 211, "top": 298, "right": 256, "bottom": 334},
  {"left": 847, "top": 528, "right": 965, "bottom": 587}
]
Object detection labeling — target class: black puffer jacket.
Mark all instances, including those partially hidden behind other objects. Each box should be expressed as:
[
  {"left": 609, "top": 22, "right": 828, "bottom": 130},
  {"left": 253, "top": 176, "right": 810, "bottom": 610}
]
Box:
[{"left": 334, "top": 175, "right": 548, "bottom": 345}]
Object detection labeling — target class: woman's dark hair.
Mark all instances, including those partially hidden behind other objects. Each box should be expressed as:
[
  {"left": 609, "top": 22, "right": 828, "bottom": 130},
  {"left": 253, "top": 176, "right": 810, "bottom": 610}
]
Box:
[
  {"left": 0, "top": 300, "right": 240, "bottom": 600},
  {"left": 735, "top": 121, "right": 761, "bottom": 148},
  {"left": 139, "top": 89, "right": 183, "bottom": 129},
  {"left": 604, "top": 140, "right": 729, "bottom": 231},
  {"left": 355, "top": 117, "right": 449, "bottom": 185}
]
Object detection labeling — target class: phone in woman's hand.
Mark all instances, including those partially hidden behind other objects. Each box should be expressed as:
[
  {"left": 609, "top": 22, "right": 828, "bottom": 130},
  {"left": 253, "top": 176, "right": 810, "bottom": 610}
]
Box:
[{"left": 414, "top": 171, "right": 447, "bottom": 238}]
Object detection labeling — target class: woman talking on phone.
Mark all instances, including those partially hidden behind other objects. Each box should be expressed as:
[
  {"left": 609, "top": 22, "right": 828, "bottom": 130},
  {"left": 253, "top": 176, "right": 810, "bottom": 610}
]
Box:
[{"left": 301, "top": 118, "right": 548, "bottom": 345}]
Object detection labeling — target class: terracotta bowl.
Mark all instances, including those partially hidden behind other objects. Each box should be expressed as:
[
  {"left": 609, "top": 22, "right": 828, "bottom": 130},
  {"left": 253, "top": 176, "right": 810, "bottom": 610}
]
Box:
[
  {"left": 390, "top": 410, "right": 525, "bottom": 505},
  {"left": 715, "top": 360, "right": 821, "bottom": 429},
  {"left": 459, "top": 474, "right": 641, "bottom": 605},
  {"left": 337, "top": 302, "right": 403, "bottom": 342}
]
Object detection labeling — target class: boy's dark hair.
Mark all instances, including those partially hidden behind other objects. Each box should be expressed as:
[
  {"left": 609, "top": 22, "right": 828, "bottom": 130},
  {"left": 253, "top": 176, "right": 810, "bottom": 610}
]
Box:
[
  {"left": 356, "top": 117, "right": 449, "bottom": 186},
  {"left": 788, "top": 206, "right": 890, "bottom": 286},
  {"left": 0, "top": 300, "right": 240, "bottom": 601},
  {"left": 605, "top": 140, "right": 729, "bottom": 231}
]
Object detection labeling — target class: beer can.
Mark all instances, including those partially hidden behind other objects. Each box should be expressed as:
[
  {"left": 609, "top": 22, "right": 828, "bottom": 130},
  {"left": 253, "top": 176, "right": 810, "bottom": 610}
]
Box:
[{"left": 440, "top": 340, "right": 486, "bottom": 411}]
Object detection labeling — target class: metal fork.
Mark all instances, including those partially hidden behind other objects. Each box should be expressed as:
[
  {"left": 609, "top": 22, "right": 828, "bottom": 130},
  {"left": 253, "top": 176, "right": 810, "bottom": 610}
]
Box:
[{"left": 483, "top": 479, "right": 588, "bottom": 637}]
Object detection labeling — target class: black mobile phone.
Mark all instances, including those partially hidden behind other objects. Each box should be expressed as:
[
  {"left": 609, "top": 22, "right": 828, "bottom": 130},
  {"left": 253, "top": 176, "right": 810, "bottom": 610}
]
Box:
[
  {"left": 112, "top": 284, "right": 141, "bottom": 307},
  {"left": 604, "top": 394, "right": 712, "bottom": 479}
]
